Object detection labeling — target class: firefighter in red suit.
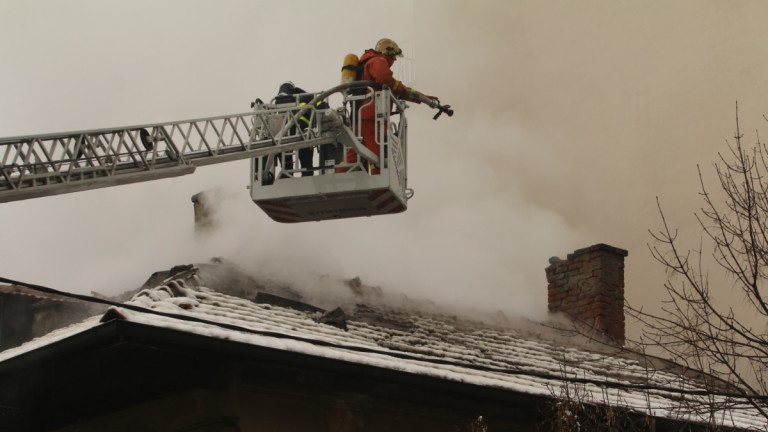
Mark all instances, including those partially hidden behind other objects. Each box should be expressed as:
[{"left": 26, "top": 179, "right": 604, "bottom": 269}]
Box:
[{"left": 342, "top": 38, "right": 439, "bottom": 174}]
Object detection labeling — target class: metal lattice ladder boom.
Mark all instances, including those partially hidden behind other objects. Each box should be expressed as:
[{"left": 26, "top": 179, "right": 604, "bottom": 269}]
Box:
[{"left": 0, "top": 107, "right": 339, "bottom": 203}]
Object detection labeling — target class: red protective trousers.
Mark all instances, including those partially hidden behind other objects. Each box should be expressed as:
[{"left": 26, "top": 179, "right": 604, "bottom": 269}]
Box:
[{"left": 339, "top": 120, "right": 383, "bottom": 175}]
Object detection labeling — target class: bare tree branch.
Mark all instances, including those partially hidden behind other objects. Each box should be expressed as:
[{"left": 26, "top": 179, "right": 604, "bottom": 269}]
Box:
[{"left": 629, "top": 103, "right": 768, "bottom": 423}]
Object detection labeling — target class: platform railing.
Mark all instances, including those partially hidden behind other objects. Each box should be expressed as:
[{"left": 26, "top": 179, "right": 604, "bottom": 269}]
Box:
[{"left": 252, "top": 84, "right": 408, "bottom": 185}]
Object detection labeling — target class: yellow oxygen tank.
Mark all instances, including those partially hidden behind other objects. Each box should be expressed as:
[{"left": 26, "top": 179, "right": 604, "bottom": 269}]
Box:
[{"left": 341, "top": 53, "right": 360, "bottom": 84}]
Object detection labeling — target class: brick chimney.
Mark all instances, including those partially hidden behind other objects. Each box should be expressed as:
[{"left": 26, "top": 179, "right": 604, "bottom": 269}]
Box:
[{"left": 545, "top": 243, "right": 628, "bottom": 346}]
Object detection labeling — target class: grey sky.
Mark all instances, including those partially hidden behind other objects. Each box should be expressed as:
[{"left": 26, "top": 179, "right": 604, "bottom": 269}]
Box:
[{"left": 1, "top": 1, "right": 767, "bottom": 332}]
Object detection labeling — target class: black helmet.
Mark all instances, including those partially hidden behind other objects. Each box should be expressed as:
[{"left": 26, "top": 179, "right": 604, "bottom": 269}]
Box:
[{"left": 278, "top": 81, "right": 295, "bottom": 96}]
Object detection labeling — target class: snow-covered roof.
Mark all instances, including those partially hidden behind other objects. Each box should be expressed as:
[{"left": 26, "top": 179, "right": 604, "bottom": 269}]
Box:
[{"left": 1, "top": 271, "right": 765, "bottom": 431}]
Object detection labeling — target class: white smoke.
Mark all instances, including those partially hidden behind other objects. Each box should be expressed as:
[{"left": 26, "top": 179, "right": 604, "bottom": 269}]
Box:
[{"left": 3, "top": 1, "right": 768, "bottom": 330}]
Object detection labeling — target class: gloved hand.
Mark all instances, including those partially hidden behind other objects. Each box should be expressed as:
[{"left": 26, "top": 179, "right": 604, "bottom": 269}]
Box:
[{"left": 417, "top": 92, "right": 440, "bottom": 108}]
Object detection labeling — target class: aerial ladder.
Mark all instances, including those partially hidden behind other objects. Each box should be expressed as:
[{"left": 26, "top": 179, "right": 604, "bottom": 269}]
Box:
[{"left": 0, "top": 82, "right": 452, "bottom": 222}]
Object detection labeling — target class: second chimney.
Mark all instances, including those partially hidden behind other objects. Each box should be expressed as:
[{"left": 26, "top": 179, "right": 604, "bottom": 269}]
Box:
[
  {"left": 191, "top": 189, "right": 221, "bottom": 236},
  {"left": 545, "top": 243, "right": 628, "bottom": 346}
]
